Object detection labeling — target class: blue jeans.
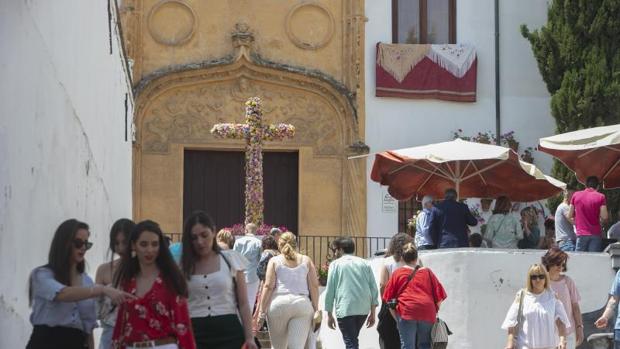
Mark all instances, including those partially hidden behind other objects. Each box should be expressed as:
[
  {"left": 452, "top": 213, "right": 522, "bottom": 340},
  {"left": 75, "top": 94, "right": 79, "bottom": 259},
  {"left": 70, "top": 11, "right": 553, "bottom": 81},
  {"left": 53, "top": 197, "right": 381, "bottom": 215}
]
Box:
[
  {"left": 99, "top": 324, "right": 113, "bottom": 349},
  {"left": 558, "top": 239, "right": 576, "bottom": 252},
  {"left": 396, "top": 315, "right": 433, "bottom": 349},
  {"left": 576, "top": 235, "right": 603, "bottom": 252},
  {"left": 614, "top": 329, "right": 620, "bottom": 349},
  {"left": 337, "top": 315, "right": 367, "bottom": 349},
  {"left": 439, "top": 235, "right": 461, "bottom": 248}
]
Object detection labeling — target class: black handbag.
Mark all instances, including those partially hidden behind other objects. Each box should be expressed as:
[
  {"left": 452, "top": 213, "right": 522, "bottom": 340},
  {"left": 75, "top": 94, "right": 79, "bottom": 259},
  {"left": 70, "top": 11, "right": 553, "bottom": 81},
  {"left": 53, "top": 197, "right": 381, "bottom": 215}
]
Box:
[{"left": 378, "top": 266, "right": 420, "bottom": 348}]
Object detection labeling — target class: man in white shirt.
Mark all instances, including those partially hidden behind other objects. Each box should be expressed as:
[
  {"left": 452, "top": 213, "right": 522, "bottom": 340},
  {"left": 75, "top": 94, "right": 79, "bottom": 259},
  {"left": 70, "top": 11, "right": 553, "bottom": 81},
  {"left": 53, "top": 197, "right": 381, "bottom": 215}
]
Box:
[{"left": 555, "top": 189, "right": 577, "bottom": 251}]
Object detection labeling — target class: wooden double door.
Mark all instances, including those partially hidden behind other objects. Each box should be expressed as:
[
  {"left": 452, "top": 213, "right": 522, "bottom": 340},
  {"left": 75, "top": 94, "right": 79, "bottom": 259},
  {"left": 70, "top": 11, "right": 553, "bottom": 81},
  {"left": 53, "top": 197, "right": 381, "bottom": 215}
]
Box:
[{"left": 183, "top": 150, "right": 299, "bottom": 233}]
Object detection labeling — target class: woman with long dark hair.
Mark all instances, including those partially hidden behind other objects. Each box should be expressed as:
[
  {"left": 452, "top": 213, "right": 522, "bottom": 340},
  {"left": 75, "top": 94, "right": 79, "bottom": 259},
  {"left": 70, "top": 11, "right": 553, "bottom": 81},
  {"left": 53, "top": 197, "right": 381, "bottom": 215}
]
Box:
[
  {"left": 112, "top": 220, "right": 195, "bottom": 349},
  {"left": 27, "top": 219, "right": 134, "bottom": 349},
  {"left": 95, "top": 218, "right": 135, "bottom": 349},
  {"left": 181, "top": 211, "right": 257, "bottom": 349}
]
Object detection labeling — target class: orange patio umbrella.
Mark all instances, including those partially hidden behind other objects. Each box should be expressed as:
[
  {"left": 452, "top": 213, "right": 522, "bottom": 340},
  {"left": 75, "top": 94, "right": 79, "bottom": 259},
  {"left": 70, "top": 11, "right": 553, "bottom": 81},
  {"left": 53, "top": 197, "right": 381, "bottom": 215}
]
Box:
[
  {"left": 538, "top": 124, "right": 620, "bottom": 189},
  {"left": 370, "top": 139, "right": 565, "bottom": 201}
]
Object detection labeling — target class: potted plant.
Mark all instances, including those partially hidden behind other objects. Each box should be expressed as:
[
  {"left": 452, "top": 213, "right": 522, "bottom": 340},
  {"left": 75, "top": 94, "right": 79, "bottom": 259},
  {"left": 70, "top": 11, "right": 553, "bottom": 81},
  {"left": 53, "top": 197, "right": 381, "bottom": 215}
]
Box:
[
  {"left": 317, "top": 262, "right": 329, "bottom": 286},
  {"left": 471, "top": 131, "right": 495, "bottom": 144},
  {"left": 452, "top": 129, "right": 471, "bottom": 141},
  {"left": 521, "top": 147, "right": 535, "bottom": 163},
  {"left": 500, "top": 131, "right": 520, "bottom": 152}
]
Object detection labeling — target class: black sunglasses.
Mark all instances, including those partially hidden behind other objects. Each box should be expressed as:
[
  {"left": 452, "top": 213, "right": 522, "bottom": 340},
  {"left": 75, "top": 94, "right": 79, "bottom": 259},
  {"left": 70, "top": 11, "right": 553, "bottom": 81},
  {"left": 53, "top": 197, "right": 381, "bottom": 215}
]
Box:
[
  {"left": 73, "top": 239, "right": 93, "bottom": 250},
  {"left": 530, "top": 274, "right": 546, "bottom": 280}
]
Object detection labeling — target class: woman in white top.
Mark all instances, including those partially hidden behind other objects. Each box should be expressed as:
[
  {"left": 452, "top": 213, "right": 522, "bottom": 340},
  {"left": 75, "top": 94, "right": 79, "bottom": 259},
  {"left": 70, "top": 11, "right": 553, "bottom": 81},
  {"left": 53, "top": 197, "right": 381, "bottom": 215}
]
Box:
[
  {"left": 502, "top": 264, "right": 570, "bottom": 349},
  {"left": 256, "top": 232, "right": 320, "bottom": 349},
  {"left": 378, "top": 233, "right": 414, "bottom": 349},
  {"left": 94, "top": 218, "right": 135, "bottom": 349},
  {"left": 484, "top": 196, "right": 523, "bottom": 249},
  {"left": 181, "top": 211, "right": 257, "bottom": 349},
  {"left": 541, "top": 248, "right": 584, "bottom": 349}
]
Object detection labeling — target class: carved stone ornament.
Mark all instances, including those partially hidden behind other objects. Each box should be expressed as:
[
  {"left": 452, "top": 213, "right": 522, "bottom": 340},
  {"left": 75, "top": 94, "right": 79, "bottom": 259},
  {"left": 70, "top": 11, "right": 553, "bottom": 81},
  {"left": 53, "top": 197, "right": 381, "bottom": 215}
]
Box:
[
  {"left": 285, "top": 2, "right": 335, "bottom": 50},
  {"left": 141, "top": 77, "right": 343, "bottom": 156},
  {"left": 147, "top": 0, "right": 197, "bottom": 46}
]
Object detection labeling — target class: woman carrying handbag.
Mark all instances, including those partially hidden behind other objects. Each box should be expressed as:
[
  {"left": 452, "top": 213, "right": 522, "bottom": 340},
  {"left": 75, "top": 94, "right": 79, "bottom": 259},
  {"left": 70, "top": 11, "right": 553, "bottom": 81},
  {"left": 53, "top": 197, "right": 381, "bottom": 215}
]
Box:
[
  {"left": 501, "top": 264, "right": 570, "bottom": 349},
  {"left": 377, "top": 233, "right": 414, "bottom": 349}
]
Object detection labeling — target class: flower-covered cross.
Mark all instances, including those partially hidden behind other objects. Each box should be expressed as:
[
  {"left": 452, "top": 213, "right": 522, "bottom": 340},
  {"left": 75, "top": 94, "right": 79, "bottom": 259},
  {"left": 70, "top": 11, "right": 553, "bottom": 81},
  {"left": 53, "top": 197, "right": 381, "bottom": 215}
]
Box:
[{"left": 210, "top": 97, "right": 295, "bottom": 225}]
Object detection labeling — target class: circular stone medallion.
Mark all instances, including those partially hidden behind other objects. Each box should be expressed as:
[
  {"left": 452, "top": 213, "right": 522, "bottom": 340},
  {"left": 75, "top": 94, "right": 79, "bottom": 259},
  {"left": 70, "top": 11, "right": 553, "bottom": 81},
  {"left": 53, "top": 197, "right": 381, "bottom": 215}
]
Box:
[
  {"left": 286, "top": 3, "right": 335, "bottom": 50},
  {"left": 148, "top": 0, "right": 197, "bottom": 46}
]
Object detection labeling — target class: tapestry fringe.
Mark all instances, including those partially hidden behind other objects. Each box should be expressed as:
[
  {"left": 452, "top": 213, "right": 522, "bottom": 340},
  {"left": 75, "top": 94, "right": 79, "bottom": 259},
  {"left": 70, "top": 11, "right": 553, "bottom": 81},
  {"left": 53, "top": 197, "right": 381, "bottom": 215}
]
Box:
[
  {"left": 377, "top": 43, "right": 430, "bottom": 83},
  {"left": 427, "top": 44, "right": 477, "bottom": 78}
]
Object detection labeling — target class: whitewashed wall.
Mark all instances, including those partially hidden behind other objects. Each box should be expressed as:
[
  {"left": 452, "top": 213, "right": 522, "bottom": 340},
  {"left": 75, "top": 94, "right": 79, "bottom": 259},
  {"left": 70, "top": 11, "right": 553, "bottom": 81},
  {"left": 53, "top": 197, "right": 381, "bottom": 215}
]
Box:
[
  {"left": 319, "top": 249, "right": 614, "bottom": 349},
  {"left": 0, "top": 0, "right": 133, "bottom": 347},
  {"left": 365, "top": 0, "right": 557, "bottom": 237}
]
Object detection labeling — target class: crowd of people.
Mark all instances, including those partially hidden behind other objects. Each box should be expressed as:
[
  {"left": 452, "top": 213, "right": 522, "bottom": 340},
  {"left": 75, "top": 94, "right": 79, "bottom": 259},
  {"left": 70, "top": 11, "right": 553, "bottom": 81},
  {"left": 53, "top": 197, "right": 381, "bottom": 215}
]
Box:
[
  {"left": 23, "top": 174, "right": 620, "bottom": 349},
  {"left": 413, "top": 176, "right": 611, "bottom": 253}
]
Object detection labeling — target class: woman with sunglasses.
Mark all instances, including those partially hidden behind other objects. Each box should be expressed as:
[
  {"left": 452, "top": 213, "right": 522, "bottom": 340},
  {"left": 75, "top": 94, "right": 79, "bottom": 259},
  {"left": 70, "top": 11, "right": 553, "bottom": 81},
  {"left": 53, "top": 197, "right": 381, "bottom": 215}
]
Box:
[
  {"left": 112, "top": 220, "right": 195, "bottom": 349},
  {"left": 95, "top": 218, "right": 136, "bottom": 349},
  {"left": 27, "top": 219, "right": 135, "bottom": 349},
  {"left": 542, "top": 247, "right": 584, "bottom": 348},
  {"left": 502, "top": 264, "right": 570, "bottom": 349},
  {"left": 181, "top": 211, "right": 257, "bottom": 349}
]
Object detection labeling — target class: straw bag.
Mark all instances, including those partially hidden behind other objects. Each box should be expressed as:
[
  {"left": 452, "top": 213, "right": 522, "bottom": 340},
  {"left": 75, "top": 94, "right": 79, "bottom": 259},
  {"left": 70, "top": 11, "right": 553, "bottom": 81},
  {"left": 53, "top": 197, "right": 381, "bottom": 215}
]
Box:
[{"left": 429, "top": 273, "right": 451, "bottom": 349}]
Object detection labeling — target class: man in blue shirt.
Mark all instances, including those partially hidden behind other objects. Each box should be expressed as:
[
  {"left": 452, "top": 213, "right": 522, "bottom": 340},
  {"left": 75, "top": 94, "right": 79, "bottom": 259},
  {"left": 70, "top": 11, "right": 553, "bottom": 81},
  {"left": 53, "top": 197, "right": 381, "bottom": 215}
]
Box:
[
  {"left": 324, "top": 237, "right": 379, "bottom": 349},
  {"left": 233, "top": 223, "right": 262, "bottom": 309},
  {"left": 434, "top": 188, "right": 478, "bottom": 248},
  {"left": 595, "top": 269, "right": 620, "bottom": 348}
]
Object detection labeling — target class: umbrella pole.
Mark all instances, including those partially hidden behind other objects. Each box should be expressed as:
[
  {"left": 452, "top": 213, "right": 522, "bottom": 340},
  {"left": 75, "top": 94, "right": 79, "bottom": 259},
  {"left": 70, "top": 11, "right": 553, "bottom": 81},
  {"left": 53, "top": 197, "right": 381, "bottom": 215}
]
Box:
[{"left": 456, "top": 161, "right": 461, "bottom": 200}]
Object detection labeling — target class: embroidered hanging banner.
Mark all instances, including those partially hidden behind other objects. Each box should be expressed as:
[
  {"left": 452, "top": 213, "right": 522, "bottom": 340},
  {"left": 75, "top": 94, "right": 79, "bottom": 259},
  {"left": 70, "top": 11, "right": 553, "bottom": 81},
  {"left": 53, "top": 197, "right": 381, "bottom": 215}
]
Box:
[{"left": 376, "top": 43, "right": 477, "bottom": 102}]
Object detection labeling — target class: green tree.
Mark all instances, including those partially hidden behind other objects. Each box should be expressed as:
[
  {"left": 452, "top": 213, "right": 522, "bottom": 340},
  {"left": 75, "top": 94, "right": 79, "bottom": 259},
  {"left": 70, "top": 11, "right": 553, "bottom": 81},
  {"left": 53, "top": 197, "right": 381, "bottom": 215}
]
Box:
[{"left": 521, "top": 0, "right": 620, "bottom": 218}]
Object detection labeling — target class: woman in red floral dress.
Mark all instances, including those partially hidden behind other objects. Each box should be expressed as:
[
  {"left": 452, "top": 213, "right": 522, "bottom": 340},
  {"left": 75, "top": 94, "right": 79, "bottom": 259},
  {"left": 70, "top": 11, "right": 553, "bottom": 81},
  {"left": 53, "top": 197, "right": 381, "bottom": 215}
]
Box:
[{"left": 112, "top": 220, "right": 195, "bottom": 349}]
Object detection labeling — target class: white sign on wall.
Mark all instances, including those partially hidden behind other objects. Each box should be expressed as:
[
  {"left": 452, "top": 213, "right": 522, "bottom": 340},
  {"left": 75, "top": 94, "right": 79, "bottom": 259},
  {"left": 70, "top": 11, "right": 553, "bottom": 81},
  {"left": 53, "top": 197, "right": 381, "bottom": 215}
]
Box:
[{"left": 381, "top": 188, "right": 397, "bottom": 213}]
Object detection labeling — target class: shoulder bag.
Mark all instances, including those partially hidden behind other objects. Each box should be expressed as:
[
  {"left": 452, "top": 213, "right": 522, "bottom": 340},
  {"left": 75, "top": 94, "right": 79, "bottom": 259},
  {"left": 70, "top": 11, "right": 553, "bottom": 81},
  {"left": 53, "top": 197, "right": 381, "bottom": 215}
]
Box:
[
  {"left": 488, "top": 215, "right": 508, "bottom": 248},
  {"left": 429, "top": 271, "right": 451, "bottom": 349},
  {"left": 221, "top": 252, "right": 262, "bottom": 349}
]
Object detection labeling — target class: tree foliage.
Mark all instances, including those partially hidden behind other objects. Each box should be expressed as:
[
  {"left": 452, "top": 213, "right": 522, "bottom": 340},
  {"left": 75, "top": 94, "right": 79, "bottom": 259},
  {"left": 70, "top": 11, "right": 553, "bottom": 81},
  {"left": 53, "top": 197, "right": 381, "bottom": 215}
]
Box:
[{"left": 521, "top": 0, "right": 620, "bottom": 216}]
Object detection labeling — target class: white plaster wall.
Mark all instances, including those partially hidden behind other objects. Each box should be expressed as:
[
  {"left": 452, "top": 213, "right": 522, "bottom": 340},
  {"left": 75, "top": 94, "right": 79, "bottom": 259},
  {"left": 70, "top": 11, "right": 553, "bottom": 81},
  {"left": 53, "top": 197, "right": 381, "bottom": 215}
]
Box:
[
  {"left": 0, "top": 0, "right": 133, "bottom": 347},
  {"left": 365, "top": 0, "right": 557, "bottom": 237},
  {"left": 319, "top": 250, "right": 614, "bottom": 349}
]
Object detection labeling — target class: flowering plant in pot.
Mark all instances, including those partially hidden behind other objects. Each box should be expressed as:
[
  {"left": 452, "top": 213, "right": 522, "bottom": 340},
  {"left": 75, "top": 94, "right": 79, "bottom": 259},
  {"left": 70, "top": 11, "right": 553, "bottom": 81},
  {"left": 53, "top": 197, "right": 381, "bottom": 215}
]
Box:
[
  {"left": 500, "top": 131, "right": 520, "bottom": 151},
  {"left": 226, "top": 223, "right": 289, "bottom": 236},
  {"left": 521, "top": 147, "right": 535, "bottom": 163},
  {"left": 317, "top": 262, "right": 329, "bottom": 286}
]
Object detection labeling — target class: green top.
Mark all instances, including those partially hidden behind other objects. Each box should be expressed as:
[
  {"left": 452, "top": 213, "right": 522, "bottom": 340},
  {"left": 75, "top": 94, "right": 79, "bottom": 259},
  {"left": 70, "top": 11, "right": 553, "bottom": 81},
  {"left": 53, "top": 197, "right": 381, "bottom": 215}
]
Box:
[
  {"left": 324, "top": 254, "right": 379, "bottom": 318},
  {"left": 484, "top": 213, "right": 523, "bottom": 249}
]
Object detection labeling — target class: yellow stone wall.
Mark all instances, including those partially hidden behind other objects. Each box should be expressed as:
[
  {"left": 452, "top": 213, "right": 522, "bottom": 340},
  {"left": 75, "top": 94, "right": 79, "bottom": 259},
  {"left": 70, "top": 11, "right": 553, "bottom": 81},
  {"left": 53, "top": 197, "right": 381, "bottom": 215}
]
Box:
[{"left": 121, "top": 0, "right": 368, "bottom": 238}]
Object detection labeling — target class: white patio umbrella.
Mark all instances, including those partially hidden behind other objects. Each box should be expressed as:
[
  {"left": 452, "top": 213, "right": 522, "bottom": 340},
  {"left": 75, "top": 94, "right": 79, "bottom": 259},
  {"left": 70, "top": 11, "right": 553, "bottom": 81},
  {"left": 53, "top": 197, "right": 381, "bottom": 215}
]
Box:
[
  {"left": 539, "top": 124, "right": 620, "bottom": 188},
  {"left": 370, "top": 138, "right": 565, "bottom": 201}
]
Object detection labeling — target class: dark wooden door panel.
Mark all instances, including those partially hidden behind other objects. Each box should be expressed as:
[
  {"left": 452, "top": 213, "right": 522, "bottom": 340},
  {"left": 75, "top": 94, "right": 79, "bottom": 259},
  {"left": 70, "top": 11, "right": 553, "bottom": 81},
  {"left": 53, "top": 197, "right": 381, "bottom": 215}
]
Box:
[
  {"left": 183, "top": 150, "right": 245, "bottom": 229},
  {"left": 183, "top": 150, "right": 298, "bottom": 233},
  {"left": 263, "top": 152, "right": 299, "bottom": 233}
]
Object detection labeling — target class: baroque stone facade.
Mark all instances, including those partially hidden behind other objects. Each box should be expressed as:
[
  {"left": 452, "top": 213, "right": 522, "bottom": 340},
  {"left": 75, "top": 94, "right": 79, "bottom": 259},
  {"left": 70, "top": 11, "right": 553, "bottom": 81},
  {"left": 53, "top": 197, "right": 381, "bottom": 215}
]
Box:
[{"left": 122, "top": 1, "right": 368, "bottom": 237}]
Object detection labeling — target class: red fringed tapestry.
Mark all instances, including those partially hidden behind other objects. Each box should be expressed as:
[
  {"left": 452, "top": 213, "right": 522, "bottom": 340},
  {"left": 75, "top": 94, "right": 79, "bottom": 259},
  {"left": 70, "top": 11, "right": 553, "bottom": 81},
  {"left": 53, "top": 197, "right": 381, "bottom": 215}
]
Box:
[{"left": 376, "top": 43, "right": 477, "bottom": 102}]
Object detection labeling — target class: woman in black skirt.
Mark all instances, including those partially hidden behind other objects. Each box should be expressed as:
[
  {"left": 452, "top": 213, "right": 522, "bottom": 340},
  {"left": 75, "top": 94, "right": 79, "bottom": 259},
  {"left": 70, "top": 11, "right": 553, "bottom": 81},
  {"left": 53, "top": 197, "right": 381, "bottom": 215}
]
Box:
[
  {"left": 181, "top": 211, "right": 258, "bottom": 349},
  {"left": 27, "top": 219, "right": 135, "bottom": 349}
]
